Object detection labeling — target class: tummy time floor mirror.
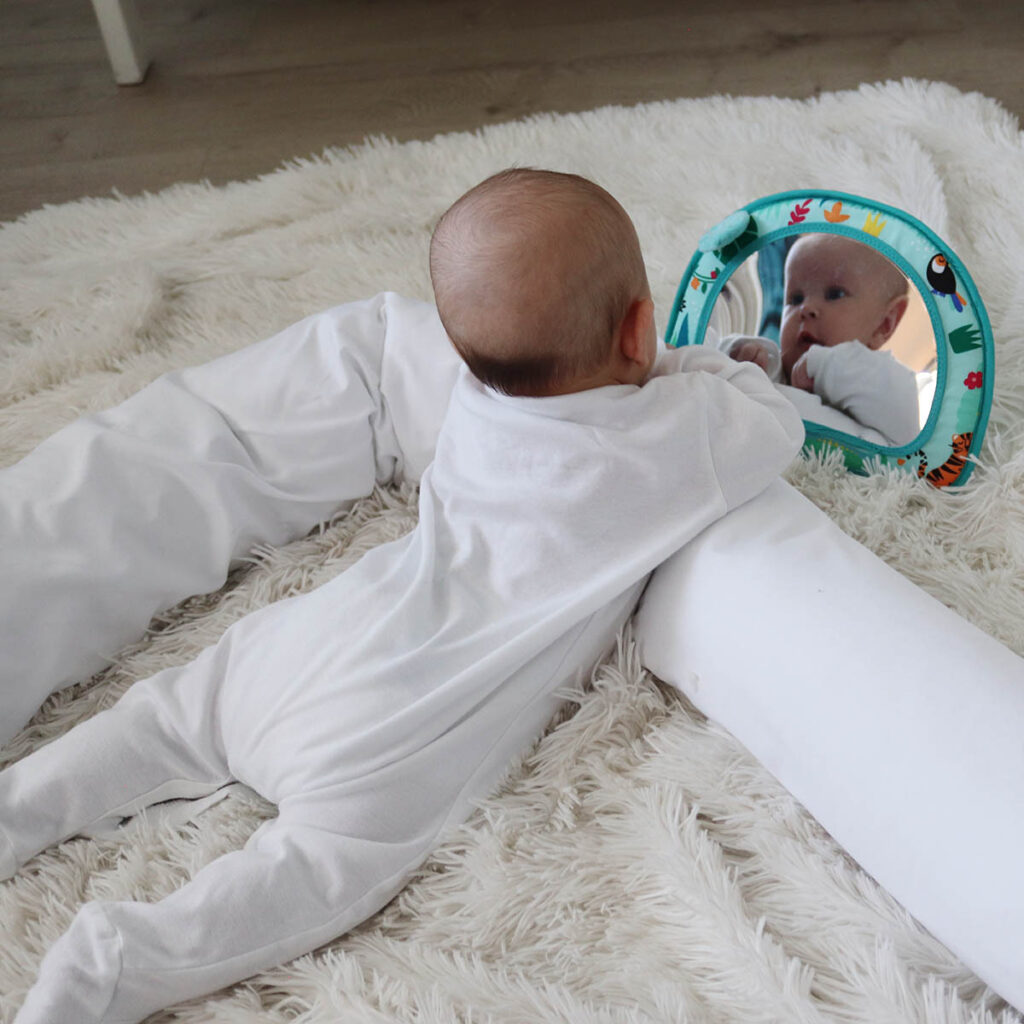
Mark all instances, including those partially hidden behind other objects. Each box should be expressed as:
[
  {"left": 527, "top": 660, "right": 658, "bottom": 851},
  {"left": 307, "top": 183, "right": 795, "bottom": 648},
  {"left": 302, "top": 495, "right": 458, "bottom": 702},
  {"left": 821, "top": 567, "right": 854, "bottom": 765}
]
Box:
[{"left": 668, "top": 190, "right": 994, "bottom": 486}]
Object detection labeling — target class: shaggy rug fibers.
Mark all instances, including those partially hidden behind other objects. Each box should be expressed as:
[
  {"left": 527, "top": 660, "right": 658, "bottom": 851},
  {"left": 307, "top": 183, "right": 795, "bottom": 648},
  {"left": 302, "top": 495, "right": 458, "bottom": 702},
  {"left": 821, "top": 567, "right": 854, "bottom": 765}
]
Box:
[{"left": 2, "top": 79, "right": 1024, "bottom": 1022}]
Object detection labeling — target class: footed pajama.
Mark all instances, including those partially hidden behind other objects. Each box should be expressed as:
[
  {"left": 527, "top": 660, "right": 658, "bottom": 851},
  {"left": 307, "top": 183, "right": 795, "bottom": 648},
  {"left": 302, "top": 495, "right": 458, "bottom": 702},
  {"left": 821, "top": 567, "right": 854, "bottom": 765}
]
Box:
[
  {"left": 0, "top": 293, "right": 461, "bottom": 743},
  {"left": 3, "top": 583, "right": 640, "bottom": 1023},
  {"left": 2, "top": 350, "right": 802, "bottom": 1022}
]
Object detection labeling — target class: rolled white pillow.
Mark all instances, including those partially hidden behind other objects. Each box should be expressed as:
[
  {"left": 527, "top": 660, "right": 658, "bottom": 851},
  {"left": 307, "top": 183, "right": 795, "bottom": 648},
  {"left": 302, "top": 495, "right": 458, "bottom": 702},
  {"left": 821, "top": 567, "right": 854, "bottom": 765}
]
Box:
[{"left": 634, "top": 478, "right": 1024, "bottom": 1010}]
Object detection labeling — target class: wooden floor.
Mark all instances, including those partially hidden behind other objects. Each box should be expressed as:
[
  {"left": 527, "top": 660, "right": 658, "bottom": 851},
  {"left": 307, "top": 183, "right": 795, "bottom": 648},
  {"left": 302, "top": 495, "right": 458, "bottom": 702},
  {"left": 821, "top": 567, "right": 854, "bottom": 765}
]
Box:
[{"left": 2, "top": 0, "right": 1022, "bottom": 224}]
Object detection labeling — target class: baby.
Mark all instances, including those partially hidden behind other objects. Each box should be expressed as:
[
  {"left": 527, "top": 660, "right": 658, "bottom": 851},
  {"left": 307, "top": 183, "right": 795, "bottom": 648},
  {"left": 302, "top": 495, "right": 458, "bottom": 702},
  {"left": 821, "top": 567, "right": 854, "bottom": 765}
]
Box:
[
  {"left": 2, "top": 169, "right": 802, "bottom": 1024},
  {"left": 721, "top": 233, "right": 921, "bottom": 445}
]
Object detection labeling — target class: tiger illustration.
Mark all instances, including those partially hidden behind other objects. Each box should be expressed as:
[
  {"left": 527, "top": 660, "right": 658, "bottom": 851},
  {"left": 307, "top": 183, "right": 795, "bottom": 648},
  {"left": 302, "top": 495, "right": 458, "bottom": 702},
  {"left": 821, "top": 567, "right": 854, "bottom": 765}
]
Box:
[{"left": 916, "top": 432, "right": 974, "bottom": 488}]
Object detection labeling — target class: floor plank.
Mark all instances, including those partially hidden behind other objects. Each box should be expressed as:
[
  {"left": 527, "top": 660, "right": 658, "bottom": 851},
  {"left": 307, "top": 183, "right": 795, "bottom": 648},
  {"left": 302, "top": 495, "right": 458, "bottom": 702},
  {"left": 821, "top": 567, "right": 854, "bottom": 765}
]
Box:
[{"left": 1, "top": 0, "right": 1021, "bottom": 223}]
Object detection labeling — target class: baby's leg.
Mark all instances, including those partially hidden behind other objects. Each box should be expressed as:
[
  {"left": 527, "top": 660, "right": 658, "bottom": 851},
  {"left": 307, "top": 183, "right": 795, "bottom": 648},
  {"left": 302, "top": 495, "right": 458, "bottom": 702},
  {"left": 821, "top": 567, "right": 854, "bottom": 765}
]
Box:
[
  {"left": 0, "top": 293, "right": 453, "bottom": 745},
  {"left": 11, "top": 797, "right": 431, "bottom": 1024},
  {"left": 10, "top": 583, "right": 644, "bottom": 1023},
  {"left": 0, "top": 646, "right": 230, "bottom": 881}
]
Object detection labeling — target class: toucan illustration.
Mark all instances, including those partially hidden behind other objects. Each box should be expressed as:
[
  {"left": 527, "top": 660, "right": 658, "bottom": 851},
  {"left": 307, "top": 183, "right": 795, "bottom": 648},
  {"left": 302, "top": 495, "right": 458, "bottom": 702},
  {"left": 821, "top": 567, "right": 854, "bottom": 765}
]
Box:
[{"left": 927, "top": 254, "right": 966, "bottom": 312}]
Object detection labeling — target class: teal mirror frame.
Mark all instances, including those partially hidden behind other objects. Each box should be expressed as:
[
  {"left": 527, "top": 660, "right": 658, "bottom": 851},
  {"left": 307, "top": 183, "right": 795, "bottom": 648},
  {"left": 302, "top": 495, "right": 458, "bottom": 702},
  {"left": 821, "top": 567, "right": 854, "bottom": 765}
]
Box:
[{"left": 666, "top": 190, "right": 994, "bottom": 487}]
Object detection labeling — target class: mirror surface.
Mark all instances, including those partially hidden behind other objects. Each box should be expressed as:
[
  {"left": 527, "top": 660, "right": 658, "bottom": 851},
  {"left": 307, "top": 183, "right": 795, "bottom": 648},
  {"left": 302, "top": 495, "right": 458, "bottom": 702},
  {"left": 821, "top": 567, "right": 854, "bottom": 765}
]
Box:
[{"left": 706, "top": 233, "right": 936, "bottom": 447}]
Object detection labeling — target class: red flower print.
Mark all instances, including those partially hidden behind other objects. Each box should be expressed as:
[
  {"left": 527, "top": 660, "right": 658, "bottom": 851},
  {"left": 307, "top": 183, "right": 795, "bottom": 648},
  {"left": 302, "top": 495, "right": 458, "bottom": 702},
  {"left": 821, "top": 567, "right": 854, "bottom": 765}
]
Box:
[{"left": 964, "top": 371, "right": 983, "bottom": 390}]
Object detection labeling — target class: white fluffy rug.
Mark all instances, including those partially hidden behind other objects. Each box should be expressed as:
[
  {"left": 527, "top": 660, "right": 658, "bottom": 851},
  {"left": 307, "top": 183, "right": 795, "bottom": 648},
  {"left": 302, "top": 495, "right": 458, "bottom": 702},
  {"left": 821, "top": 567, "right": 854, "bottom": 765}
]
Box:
[{"left": 3, "top": 79, "right": 1024, "bottom": 1022}]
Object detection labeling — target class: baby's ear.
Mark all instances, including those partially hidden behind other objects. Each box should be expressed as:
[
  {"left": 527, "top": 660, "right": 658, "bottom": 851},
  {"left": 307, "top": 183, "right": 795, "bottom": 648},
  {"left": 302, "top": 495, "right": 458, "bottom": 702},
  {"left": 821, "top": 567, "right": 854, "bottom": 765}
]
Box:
[
  {"left": 873, "top": 294, "right": 910, "bottom": 346},
  {"left": 619, "top": 297, "right": 655, "bottom": 365}
]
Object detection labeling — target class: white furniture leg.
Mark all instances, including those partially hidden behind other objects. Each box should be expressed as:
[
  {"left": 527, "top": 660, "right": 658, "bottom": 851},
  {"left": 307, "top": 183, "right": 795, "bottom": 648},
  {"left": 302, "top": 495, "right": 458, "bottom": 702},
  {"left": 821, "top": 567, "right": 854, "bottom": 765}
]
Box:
[{"left": 90, "top": 0, "right": 150, "bottom": 85}]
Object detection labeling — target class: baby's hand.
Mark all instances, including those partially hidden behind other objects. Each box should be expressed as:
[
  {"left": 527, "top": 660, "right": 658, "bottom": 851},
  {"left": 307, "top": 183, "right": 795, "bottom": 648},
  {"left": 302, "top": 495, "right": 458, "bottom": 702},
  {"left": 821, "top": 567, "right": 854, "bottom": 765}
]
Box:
[
  {"left": 730, "top": 340, "right": 773, "bottom": 373},
  {"left": 790, "top": 353, "right": 815, "bottom": 392}
]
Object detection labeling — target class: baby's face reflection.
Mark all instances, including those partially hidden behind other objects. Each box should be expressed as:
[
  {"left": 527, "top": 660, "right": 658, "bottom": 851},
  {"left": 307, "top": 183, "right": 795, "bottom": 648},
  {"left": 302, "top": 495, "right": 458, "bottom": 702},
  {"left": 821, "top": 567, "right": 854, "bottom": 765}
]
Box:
[{"left": 779, "top": 234, "right": 908, "bottom": 380}]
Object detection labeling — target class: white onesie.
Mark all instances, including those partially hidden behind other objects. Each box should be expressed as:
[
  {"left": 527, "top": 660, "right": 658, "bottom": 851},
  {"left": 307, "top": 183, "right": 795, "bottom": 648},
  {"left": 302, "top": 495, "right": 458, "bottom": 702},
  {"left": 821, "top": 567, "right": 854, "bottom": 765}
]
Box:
[
  {"left": 797, "top": 340, "right": 922, "bottom": 445},
  {"left": 2, "top": 348, "right": 803, "bottom": 1023},
  {"left": 715, "top": 332, "right": 922, "bottom": 445},
  {"left": 0, "top": 294, "right": 459, "bottom": 744}
]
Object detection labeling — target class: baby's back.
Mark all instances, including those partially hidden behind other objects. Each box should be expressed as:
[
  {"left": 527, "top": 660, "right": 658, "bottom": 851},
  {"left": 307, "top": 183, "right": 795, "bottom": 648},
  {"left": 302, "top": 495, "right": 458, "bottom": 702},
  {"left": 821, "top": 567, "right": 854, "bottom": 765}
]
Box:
[{"left": 214, "top": 358, "right": 797, "bottom": 802}]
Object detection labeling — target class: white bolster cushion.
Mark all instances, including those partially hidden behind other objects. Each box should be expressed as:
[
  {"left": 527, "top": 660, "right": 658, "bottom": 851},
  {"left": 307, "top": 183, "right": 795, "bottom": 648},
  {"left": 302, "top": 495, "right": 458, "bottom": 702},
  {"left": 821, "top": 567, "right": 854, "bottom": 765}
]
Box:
[{"left": 633, "top": 478, "right": 1024, "bottom": 1008}]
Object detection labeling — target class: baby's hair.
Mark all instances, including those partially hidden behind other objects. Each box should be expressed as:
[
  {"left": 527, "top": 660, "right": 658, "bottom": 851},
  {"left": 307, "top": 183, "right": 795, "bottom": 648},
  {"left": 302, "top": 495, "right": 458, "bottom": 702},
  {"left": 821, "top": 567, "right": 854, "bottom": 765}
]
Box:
[
  {"left": 865, "top": 243, "right": 910, "bottom": 302},
  {"left": 888, "top": 262, "right": 911, "bottom": 300},
  {"left": 429, "top": 168, "right": 648, "bottom": 396}
]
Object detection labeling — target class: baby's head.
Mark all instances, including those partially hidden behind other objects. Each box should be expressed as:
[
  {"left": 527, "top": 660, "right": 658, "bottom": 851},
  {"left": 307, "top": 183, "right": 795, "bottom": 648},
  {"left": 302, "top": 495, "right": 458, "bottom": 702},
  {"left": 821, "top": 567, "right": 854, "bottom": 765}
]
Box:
[
  {"left": 429, "top": 169, "right": 656, "bottom": 396},
  {"left": 779, "top": 233, "right": 910, "bottom": 380}
]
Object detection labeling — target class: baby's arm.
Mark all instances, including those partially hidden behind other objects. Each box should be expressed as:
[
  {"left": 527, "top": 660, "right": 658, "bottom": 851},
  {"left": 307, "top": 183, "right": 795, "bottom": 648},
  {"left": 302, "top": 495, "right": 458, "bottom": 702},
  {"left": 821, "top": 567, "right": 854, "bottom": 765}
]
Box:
[
  {"left": 0, "top": 293, "right": 452, "bottom": 746},
  {"left": 800, "top": 341, "right": 922, "bottom": 445},
  {"left": 775, "top": 383, "right": 894, "bottom": 447},
  {"left": 653, "top": 333, "right": 781, "bottom": 379},
  {"left": 668, "top": 346, "right": 805, "bottom": 509},
  {"left": 708, "top": 331, "right": 784, "bottom": 381}
]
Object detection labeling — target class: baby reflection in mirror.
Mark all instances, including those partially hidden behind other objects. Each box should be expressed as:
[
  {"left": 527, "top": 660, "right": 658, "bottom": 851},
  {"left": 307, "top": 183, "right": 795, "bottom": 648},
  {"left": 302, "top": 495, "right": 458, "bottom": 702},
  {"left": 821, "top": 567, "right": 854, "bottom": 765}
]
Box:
[{"left": 716, "top": 233, "right": 924, "bottom": 446}]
